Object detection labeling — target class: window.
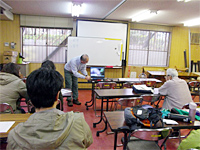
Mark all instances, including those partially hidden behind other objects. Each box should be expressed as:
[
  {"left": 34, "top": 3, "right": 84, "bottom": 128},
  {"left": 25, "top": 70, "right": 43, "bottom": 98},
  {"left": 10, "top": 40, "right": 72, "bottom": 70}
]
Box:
[
  {"left": 21, "top": 27, "right": 71, "bottom": 63},
  {"left": 128, "top": 29, "right": 170, "bottom": 67}
]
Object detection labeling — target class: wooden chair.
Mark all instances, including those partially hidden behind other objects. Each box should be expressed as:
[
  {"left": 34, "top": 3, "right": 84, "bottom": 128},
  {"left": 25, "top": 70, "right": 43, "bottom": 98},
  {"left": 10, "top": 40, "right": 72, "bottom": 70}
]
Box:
[
  {"left": 0, "top": 103, "right": 14, "bottom": 114},
  {"left": 141, "top": 94, "right": 161, "bottom": 106},
  {"left": 122, "top": 82, "right": 142, "bottom": 88},
  {"left": 126, "top": 128, "right": 172, "bottom": 150},
  {"left": 188, "top": 81, "right": 200, "bottom": 101},
  {"left": 114, "top": 97, "right": 143, "bottom": 111}
]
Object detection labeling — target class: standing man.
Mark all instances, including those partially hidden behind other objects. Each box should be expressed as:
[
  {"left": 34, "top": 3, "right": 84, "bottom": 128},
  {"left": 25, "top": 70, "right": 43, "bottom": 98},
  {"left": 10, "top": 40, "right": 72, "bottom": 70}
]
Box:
[{"left": 64, "top": 54, "right": 91, "bottom": 107}]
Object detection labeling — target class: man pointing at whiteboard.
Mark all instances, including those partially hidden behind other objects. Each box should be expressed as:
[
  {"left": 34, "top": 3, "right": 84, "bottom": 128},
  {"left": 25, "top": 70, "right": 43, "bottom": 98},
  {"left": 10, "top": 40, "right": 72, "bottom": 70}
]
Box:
[{"left": 64, "top": 54, "right": 91, "bottom": 107}]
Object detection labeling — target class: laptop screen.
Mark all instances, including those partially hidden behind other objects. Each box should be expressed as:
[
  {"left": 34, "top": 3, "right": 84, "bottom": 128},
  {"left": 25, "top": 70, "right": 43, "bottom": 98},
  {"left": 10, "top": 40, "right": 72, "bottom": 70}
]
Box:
[{"left": 90, "top": 67, "right": 105, "bottom": 79}]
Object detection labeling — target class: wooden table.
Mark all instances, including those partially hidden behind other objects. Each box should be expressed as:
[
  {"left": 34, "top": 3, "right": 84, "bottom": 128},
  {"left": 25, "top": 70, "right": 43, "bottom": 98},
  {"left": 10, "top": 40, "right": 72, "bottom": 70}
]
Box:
[
  {"left": 85, "top": 78, "right": 162, "bottom": 110},
  {"left": 104, "top": 111, "right": 200, "bottom": 150},
  {"left": 0, "top": 114, "right": 31, "bottom": 138},
  {"left": 147, "top": 71, "right": 199, "bottom": 82}
]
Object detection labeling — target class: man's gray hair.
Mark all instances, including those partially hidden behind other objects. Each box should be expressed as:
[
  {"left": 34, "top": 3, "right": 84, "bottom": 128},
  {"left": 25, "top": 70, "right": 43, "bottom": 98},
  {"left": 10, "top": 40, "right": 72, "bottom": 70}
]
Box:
[
  {"left": 81, "top": 54, "right": 89, "bottom": 62},
  {"left": 166, "top": 68, "right": 178, "bottom": 77}
]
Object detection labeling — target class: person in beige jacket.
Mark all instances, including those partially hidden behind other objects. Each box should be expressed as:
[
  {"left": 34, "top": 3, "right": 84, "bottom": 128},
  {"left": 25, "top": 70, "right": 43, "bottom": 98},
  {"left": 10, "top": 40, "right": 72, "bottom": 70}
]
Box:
[
  {"left": 7, "top": 67, "right": 93, "bottom": 150},
  {"left": 0, "top": 63, "right": 27, "bottom": 113}
]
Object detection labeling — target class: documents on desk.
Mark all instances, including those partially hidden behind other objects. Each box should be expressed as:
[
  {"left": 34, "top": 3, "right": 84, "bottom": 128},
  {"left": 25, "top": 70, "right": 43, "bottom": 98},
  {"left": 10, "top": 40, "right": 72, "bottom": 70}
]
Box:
[
  {"left": 118, "top": 78, "right": 162, "bottom": 82},
  {"left": 132, "top": 84, "right": 154, "bottom": 94},
  {"left": 163, "top": 119, "right": 178, "bottom": 125},
  {"left": 0, "top": 121, "right": 15, "bottom": 133}
]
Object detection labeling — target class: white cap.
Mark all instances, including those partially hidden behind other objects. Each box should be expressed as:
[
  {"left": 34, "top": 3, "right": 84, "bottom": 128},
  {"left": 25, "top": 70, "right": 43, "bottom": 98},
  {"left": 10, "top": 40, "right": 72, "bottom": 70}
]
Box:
[{"left": 189, "top": 102, "right": 197, "bottom": 109}]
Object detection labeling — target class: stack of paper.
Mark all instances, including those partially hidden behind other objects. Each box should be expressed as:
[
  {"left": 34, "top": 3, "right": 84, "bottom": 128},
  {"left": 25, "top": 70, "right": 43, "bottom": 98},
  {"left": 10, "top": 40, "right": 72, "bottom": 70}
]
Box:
[
  {"left": 0, "top": 121, "right": 15, "bottom": 133},
  {"left": 163, "top": 119, "right": 178, "bottom": 125}
]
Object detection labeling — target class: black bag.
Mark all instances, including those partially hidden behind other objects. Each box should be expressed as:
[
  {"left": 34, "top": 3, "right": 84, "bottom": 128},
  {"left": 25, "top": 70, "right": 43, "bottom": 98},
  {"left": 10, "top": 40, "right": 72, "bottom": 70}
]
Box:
[{"left": 124, "top": 105, "right": 163, "bottom": 129}]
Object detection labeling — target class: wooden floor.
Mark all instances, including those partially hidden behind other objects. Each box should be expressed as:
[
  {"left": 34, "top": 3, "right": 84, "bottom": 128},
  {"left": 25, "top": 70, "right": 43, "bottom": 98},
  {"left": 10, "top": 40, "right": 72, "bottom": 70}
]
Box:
[{"left": 1, "top": 90, "right": 199, "bottom": 150}]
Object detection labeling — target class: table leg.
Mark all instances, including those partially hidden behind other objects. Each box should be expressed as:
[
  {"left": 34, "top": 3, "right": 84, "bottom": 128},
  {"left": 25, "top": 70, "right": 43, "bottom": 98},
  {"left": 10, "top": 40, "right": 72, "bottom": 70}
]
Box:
[
  {"left": 96, "top": 115, "right": 107, "bottom": 137},
  {"left": 85, "top": 81, "right": 95, "bottom": 110},
  {"left": 93, "top": 97, "right": 104, "bottom": 128},
  {"left": 123, "top": 131, "right": 128, "bottom": 150},
  {"left": 114, "top": 131, "right": 118, "bottom": 150}
]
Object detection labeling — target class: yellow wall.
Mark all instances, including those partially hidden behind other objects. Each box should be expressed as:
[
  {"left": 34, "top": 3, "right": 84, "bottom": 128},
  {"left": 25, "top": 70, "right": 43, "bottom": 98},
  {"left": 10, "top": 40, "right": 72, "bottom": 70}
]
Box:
[
  {"left": 0, "top": 15, "right": 21, "bottom": 63},
  {"left": 1, "top": 15, "right": 200, "bottom": 88}
]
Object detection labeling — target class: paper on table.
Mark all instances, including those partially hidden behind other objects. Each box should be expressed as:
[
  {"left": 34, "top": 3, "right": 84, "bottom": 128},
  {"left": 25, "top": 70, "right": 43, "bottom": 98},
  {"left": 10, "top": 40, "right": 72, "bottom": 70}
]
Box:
[
  {"left": 61, "top": 89, "right": 71, "bottom": 94},
  {"left": 0, "top": 121, "right": 15, "bottom": 133},
  {"left": 163, "top": 119, "right": 178, "bottom": 125},
  {"left": 133, "top": 85, "right": 154, "bottom": 93}
]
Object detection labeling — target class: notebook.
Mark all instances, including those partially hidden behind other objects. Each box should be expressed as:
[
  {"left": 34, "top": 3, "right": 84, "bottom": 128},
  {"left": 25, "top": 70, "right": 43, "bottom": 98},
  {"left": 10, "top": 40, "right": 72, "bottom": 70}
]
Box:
[{"left": 90, "top": 67, "right": 105, "bottom": 80}]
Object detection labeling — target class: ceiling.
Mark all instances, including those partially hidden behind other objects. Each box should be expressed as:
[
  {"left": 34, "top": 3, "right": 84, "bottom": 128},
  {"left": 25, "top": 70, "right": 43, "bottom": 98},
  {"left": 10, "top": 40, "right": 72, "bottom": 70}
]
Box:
[{"left": 1, "top": 0, "right": 200, "bottom": 27}]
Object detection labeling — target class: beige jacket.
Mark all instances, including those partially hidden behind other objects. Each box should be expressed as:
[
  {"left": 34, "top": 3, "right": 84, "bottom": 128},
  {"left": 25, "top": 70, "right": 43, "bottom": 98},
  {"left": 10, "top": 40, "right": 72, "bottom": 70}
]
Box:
[
  {"left": 7, "top": 108, "right": 93, "bottom": 150},
  {"left": 158, "top": 77, "right": 193, "bottom": 110},
  {"left": 0, "top": 72, "right": 27, "bottom": 111}
]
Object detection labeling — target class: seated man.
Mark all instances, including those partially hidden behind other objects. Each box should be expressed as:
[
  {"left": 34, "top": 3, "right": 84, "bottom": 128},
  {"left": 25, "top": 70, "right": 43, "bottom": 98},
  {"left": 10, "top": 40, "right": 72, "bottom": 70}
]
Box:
[
  {"left": 158, "top": 68, "right": 193, "bottom": 110},
  {"left": 7, "top": 68, "right": 93, "bottom": 150}
]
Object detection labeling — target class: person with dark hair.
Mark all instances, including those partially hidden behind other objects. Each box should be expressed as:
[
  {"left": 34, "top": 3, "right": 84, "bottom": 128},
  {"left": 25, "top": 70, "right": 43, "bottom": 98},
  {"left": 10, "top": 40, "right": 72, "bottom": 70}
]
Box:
[
  {"left": 41, "top": 60, "right": 63, "bottom": 110},
  {"left": 0, "top": 63, "right": 27, "bottom": 113},
  {"left": 7, "top": 68, "right": 93, "bottom": 150},
  {"left": 41, "top": 60, "right": 56, "bottom": 70},
  {"left": 64, "top": 54, "right": 91, "bottom": 107}
]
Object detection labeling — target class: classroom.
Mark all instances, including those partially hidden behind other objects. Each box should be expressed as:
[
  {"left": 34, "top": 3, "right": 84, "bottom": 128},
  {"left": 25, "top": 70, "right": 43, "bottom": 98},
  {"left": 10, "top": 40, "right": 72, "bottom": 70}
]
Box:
[{"left": 0, "top": 0, "right": 200, "bottom": 150}]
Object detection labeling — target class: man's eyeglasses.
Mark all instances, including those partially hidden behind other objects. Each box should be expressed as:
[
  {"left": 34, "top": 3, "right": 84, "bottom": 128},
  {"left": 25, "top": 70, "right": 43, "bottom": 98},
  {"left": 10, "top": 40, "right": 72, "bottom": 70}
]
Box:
[{"left": 165, "top": 75, "right": 170, "bottom": 79}]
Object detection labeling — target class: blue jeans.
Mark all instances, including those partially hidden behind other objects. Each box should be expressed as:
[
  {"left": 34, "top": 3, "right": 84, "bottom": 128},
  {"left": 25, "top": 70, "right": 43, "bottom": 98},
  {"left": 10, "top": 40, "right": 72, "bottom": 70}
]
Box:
[{"left": 64, "top": 69, "right": 78, "bottom": 101}]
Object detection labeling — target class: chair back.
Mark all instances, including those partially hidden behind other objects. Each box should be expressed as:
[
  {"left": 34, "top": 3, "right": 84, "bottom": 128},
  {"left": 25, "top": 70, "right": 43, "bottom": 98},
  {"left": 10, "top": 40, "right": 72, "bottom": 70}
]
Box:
[
  {"left": 188, "top": 81, "right": 200, "bottom": 92},
  {"left": 122, "top": 82, "right": 142, "bottom": 88},
  {"left": 131, "top": 128, "right": 172, "bottom": 141},
  {"left": 96, "top": 82, "right": 117, "bottom": 89},
  {"left": 118, "top": 97, "right": 143, "bottom": 107},
  {"left": 0, "top": 103, "right": 14, "bottom": 113}
]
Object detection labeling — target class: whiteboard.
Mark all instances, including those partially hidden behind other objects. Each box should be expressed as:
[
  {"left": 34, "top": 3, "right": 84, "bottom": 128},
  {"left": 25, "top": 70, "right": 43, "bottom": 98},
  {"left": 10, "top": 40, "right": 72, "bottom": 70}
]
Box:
[
  {"left": 77, "top": 20, "right": 128, "bottom": 60},
  {"left": 68, "top": 37, "right": 123, "bottom": 66}
]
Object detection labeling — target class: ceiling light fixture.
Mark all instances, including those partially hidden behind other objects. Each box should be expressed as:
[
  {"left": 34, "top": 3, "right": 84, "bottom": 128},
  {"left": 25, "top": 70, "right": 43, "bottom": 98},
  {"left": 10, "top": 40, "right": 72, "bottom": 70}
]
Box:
[
  {"left": 132, "top": 10, "right": 158, "bottom": 22},
  {"left": 183, "top": 18, "right": 200, "bottom": 26},
  {"left": 71, "top": 3, "right": 82, "bottom": 17},
  {"left": 177, "top": 0, "right": 191, "bottom": 2}
]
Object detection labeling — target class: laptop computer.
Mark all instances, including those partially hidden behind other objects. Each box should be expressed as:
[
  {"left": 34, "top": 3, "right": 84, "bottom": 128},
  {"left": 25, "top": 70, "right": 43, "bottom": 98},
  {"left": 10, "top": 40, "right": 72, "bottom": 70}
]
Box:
[{"left": 90, "top": 67, "right": 105, "bottom": 80}]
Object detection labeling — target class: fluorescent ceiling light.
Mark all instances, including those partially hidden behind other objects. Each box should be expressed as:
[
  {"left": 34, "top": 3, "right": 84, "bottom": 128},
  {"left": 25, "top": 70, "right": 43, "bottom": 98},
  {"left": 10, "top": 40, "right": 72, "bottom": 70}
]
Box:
[
  {"left": 132, "top": 10, "right": 158, "bottom": 22},
  {"left": 177, "top": 0, "right": 191, "bottom": 2},
  {"left": 71, "top": 3, "right": 82, "bottom": 17},
  {"left": 183, "top": 18, "right": 200, "bottom": 26}
]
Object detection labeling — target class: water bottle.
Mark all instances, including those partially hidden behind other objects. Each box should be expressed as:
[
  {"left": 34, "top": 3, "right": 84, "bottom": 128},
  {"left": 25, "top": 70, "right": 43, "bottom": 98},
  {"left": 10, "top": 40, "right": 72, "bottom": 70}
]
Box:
[{"left": 189, "top": 102, "right": 197, "bottom": 122}]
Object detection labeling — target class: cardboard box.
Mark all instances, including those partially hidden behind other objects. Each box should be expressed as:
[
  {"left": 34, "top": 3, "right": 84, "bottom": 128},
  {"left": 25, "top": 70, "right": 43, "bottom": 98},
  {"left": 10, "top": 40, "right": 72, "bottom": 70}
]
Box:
[
  {"left": 3, "top": 56, "right": 17, "bottom": 63},
  {"left": 3, "top": 51, "right": 18, "bottom": 57},
  {"left": 124, "top": 66, "right": 143, "bottom": 78}
]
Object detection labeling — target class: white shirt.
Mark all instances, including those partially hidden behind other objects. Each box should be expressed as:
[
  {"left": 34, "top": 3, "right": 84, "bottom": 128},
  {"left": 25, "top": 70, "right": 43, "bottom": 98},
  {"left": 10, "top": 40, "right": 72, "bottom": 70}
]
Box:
[
  {"left": 64, "top": 56, "right": 87, "bottom": 79},
  {"left": 158, "top": 77, "right": 193, "bottom": 110}
]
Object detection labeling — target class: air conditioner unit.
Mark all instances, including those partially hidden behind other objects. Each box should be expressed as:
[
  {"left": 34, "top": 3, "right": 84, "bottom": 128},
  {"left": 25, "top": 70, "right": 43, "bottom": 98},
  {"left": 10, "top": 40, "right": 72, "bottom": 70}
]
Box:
[
  {"left": 0, "top": 0, "right": 13, "bottom": 21},
  {"left": 0, "top": 9, "right": 13, "bottom": 20}
]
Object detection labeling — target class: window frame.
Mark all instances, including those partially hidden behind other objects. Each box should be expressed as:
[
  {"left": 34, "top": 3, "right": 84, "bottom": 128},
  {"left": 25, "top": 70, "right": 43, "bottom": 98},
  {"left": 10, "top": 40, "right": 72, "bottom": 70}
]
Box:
[
  {"left": 20, "top": 26, "right": 72, "bottom": 63},
  {"left": 128, "top": 29, "right": 171, "bottom": 67}
]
